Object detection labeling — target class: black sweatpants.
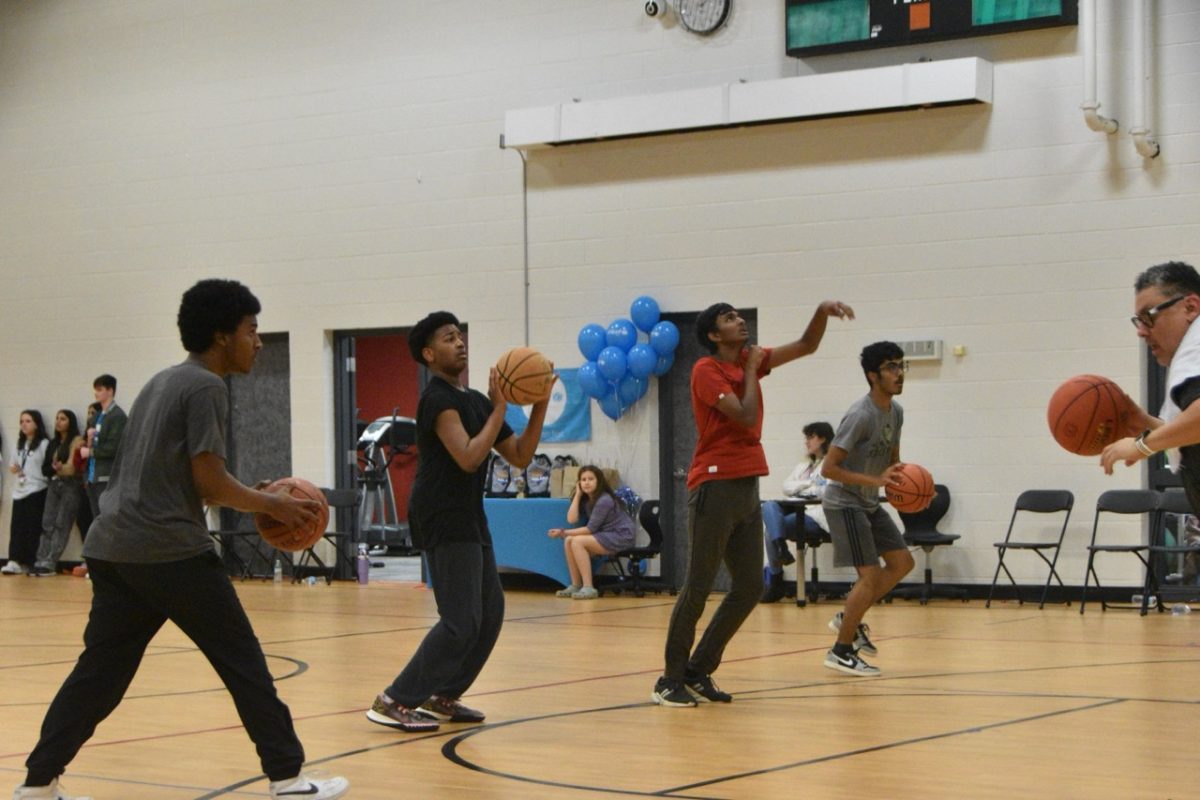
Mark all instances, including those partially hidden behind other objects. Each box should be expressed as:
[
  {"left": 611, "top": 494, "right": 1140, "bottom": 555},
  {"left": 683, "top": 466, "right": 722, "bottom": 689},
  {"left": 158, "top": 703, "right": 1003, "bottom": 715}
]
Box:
[
  {"left": 24, "top": 552, "right": 304, "bottom": 786},
  {"left": 663, "top": 476, "right": 763, "bottom": 681},
  {"left": 386, "top": 541, "right": 504, "bottom": 707}
]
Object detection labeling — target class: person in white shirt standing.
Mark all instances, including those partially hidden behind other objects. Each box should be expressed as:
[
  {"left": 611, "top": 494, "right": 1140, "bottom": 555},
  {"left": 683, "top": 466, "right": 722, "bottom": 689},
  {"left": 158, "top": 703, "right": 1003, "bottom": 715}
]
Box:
[{"left": 4, "top": 410, "right": 50, "bottom": 575}]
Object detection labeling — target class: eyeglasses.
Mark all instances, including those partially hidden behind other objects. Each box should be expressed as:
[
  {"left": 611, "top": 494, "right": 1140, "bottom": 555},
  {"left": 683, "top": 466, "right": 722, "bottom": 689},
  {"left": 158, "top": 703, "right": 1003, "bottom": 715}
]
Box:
[
  {"left": 880, "top": 360, "right": 908, "bottom": 375},
  {"left": 1131, "top": 295, "right": 1184, "bottom": 330}
]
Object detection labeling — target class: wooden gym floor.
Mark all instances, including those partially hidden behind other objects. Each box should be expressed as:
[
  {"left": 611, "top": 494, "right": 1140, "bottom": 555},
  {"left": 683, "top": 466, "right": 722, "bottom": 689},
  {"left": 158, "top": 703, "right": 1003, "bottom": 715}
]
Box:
[{"left": 1, "top": 575, "right": 1197, "bottom": 799}]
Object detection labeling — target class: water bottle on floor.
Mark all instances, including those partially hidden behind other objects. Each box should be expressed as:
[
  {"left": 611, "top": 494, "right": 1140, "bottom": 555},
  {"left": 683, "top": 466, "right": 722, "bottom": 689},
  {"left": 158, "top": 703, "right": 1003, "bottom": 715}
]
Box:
[
  {"left": 357, "top": 544, "right": 370, "bottom": 585},
  {"left": 273, "top": 558, "right": 283, "bottom": 584},
  {"left": 1170, "top": 603, "right": 1191, "bottom": 615}
]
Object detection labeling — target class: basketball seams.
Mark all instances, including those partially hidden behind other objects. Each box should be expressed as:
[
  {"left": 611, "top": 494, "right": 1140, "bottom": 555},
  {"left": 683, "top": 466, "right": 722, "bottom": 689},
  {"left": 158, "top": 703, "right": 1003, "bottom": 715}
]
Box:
[{"left": 1049, "top": 375, "right": 1124, "bottom": 456}]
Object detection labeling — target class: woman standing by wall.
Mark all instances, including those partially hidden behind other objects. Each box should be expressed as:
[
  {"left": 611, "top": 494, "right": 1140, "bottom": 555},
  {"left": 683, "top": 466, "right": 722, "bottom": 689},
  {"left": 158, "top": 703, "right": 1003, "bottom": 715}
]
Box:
[
  {"left": 32, "top": 409, "right": 84, "bottom": 576},
  {"left": 3, "top": 410, "right": 50, "bottom": 575}
]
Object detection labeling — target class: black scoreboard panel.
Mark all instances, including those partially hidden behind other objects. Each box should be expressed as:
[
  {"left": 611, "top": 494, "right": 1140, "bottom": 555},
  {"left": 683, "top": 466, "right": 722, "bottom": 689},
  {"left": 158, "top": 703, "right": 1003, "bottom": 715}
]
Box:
[{"left": 786, "top": 0, "right": 1077, "bottom": 57}]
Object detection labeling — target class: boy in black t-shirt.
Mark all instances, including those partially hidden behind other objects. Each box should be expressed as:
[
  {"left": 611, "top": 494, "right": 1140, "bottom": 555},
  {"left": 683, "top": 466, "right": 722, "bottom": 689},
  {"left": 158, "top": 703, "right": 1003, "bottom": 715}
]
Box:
[{"left": 366, "top": 312, "right": 553, "bottom": 732}]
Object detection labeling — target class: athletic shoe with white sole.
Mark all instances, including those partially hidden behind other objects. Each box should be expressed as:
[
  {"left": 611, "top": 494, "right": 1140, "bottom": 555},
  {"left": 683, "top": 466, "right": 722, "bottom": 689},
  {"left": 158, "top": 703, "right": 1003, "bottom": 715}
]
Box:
[
  {"left": 824, "top": 648, "right": 881, "bottom": 676},
  {"left": 651, "top": 677, "right": 698, "bottom": 707},
  {"left": 828, "top": 612, "right": 878, "bottom": 656},
  {"left": 268, "top": 773, "right": 349, "bottom": 799},
  {"left": 418, "top": 695, "right": 485, "bottom": 723},
  {"left": 12, "top": 778, "right": 92, "bottom": 799},
  {"left": 684, "top": 673, "right": 732, "bottom": 703},
  {"left": 366, "top": 693, "right": 440, "bottom": 732}
]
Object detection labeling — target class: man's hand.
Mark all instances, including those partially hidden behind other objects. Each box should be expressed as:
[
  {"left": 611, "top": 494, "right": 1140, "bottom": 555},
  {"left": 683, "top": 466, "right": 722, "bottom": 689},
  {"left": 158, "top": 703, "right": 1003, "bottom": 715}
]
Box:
[
  {"left": 548, "top": 528, "right": 565, "bottom": 539},
  {"left": 1100, "top": 438, "right": 1143, "bottom": 475}
]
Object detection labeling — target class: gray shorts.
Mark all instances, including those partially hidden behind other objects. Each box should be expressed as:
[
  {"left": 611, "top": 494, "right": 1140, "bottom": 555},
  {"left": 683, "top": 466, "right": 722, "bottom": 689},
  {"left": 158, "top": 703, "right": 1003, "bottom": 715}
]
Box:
[{"left": 825, "top": 505, "right": 907, "bottom": 567}]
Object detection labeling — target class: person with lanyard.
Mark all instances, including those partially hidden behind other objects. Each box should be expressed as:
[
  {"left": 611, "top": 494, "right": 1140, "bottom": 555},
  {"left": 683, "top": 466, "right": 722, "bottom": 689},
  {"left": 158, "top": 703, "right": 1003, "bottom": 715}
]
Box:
[
  {"left": 79, "top": 374, "right": 127, "bottom": 523},
  {"left": 4, "top": 411, "right": 51, "bottom": 575}
]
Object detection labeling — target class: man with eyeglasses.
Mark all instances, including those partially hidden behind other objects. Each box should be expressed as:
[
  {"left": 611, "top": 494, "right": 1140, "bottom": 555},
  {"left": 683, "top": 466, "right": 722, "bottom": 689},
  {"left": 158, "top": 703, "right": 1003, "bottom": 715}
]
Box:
[
  {"left": 821, "top": 341, "right": 915, "bottom": 676},
  {"left": 1101, "top": 263, "right": 1200, "bottom": 510}
]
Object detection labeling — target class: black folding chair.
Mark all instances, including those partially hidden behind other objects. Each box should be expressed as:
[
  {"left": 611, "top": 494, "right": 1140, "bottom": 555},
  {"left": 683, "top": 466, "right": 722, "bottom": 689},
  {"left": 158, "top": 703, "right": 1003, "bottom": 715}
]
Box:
[
  {"left": 1080, "top": 489, "right": 1159, "bottom": 614},
  {"left": 891, "top": 484, "right": 968, "bottom": 604},
  {"left": 1142, "top": 488, "right": 1200, "bottom": 615},
  {"left": 293, "top": 488, "right": 361, "bottom": 584},
  {"left": 986, "top": 490, "right": 1074, "bottom": 609},
  {"left": 597, "top": 500, "right": 675, "bottom": 598}
]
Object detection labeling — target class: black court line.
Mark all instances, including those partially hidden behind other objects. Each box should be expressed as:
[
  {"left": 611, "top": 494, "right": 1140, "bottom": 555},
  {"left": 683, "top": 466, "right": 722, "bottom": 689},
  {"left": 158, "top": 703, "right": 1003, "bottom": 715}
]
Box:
[{"left": 660, "top": 697, "right": 1125, "bottom": 793}]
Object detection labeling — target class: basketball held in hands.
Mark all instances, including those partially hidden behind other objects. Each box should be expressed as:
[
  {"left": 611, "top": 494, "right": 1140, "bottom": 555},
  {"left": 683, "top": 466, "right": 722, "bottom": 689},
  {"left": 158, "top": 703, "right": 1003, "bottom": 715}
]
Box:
[
  {"left": 886, "top": 463, "right": 935, "bottom": 513},
  {"left": 254, "top": 477, "right": 329, "bottom": 552},
  {"left": 495, "top": 347, "right": 555, "bottom": 405}
]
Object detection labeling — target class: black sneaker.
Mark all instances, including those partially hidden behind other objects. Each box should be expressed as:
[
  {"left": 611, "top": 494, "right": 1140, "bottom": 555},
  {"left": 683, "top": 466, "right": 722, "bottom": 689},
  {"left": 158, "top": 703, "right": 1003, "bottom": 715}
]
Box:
[
  {"left": 761, "top": 572, "right": 785, "bottom": 603},
  {"left": 823, "top": 648, "right": 881, "bottom": 676},
  {"left": 828, "top": 612, "right": 878, "bottom": 656},
  {"left": 684, "top": 673, "right": 732, "bottom": 703},
  {"left": 29, "top": 566, "right": 55, "bottom": 577},
  {"left": 651, "top": 677, "right": 698, "bottom": 707},
  {"left": 774, "top": 539, "right": 796, "bottom": 566}
]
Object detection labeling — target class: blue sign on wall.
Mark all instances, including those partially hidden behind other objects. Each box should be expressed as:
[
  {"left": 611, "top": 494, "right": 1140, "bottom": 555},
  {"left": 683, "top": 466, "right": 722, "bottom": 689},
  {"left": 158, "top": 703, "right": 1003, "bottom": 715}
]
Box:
[{"left": 504, "top": 368, "right": 591, "bottom": 442}]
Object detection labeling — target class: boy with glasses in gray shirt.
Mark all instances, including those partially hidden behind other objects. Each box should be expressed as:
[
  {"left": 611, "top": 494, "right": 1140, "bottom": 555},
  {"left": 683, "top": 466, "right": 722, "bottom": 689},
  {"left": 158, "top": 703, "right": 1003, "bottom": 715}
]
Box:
[{"left": 821, "top": 341, "right": 915, "bottom": 677}]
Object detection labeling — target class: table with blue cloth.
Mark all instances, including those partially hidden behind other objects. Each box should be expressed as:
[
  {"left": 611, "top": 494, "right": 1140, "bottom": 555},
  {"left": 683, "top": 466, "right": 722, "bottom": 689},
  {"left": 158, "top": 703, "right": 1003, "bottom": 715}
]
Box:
[{"left": 484, "top": 497, "right": 572, "bottom": 586}]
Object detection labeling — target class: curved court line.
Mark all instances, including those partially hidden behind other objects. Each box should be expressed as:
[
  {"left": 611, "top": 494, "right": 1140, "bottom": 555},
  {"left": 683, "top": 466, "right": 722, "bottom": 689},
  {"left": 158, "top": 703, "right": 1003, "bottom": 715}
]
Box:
[{"left": 440, "top": 693, "right": 1126, "bottom": 797}]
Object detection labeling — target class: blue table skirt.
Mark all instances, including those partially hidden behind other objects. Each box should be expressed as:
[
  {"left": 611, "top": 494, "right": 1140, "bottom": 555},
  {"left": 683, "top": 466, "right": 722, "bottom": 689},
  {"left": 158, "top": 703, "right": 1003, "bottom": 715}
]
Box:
[{"left": 484, "top": 497, "right": 572, "bottom": 586}]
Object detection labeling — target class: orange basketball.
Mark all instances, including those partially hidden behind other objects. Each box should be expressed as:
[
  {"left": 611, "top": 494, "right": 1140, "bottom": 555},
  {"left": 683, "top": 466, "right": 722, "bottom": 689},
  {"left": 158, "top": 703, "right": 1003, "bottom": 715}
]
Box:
[
  {"left": 1047, "top": 374, "right": 1133, "bottom": 456},
  {"left": 254, "top": 477, "right": 330, "bottom": 552},
  {"left": 495, "top": 347, "right": 555, "bottom": 405},
  {"left": 886, "top": 463, "right": 935, "bottom": 513}
]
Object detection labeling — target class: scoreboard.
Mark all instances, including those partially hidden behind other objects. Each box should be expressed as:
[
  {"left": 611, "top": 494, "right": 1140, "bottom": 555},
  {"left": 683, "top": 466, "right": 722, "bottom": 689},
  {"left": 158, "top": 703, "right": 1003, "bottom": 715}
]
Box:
[{"left": 786, "top": 0, "right": 1078, "bottom": 58}]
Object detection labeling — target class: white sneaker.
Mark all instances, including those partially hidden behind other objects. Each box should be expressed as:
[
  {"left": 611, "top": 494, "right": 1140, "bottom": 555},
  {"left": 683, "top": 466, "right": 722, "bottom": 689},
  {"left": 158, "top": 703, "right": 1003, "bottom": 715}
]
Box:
[
  {"left": 824, "top": 648, "right": 881, "bottom": 676},
  {"left": 828, "top": 612, "right": 878, "bottom": 656},
  {"left": 12, "top": 778, "right": 92, "bottom": 799},
  {"left": 269, "top": 773, "right": 349, "bottom": 800},
  {"left": 1, "top": 561, "right": 27, "bottom": 575}
]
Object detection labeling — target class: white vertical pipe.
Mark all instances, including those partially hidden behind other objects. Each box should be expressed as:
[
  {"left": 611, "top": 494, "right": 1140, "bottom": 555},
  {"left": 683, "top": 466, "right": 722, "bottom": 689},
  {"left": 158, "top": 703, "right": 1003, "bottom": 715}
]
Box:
[
  {"left": 1081, "top": 0, "right": 1119, "bottom": 134},
  {"left": 1130, "top": 0, "right": 1161, "bottom": 157}
]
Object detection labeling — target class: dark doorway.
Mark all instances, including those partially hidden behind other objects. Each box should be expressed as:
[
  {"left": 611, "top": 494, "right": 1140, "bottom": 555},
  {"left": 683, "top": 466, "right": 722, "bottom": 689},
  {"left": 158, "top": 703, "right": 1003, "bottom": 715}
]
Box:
[
  {"left": 657, "top": 308, "right": 758, "bottom": 591},
  {"left": 220, "top": 333, "right": 291, "bottom": 573}
]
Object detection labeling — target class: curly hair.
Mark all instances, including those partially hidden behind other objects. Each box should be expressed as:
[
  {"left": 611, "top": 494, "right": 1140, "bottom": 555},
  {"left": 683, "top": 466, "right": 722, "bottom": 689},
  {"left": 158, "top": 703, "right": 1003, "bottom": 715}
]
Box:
[{"left": 177, "top": 279, "right": 262, "bottom": 354}]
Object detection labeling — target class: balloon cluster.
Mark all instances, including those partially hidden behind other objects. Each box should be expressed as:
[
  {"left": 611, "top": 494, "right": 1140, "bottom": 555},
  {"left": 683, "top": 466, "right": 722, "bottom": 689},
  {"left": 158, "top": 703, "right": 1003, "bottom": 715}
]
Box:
[{"left": 576, "top": 296, "right": 680, "bottom": 421}]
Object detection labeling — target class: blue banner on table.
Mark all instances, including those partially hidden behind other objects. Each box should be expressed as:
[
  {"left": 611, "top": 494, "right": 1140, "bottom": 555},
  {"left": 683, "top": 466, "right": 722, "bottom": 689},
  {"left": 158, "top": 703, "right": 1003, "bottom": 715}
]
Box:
[{"left": 504, "top": 368, "right": 591, "bottom": 442}]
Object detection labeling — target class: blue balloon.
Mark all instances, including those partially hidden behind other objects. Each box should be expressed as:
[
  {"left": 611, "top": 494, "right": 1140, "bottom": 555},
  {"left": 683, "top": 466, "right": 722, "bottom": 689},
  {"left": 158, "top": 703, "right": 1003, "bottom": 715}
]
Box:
[
  {"left": 653, "top": 351, "right": 675, "bottom": 376},
  {"left": 606, "top": 319, "right": 638, "bottom": 352},
  {"left": 630, "top": 296, "right": 661, "bottom": 333},
  {"left": 597, "top": 390, "right": 624, "bottom": 421},
  {"left": 618, "top": 374, "right": 647, "bottom": 406},
  {"left": 596, "top": 346, "right": 628, "bottom": 382},
  {"left": 649, "top": 320, "right": 680, "bottom": 356},
  {"left": 577, "top": 361, "right": 608, "bottom": 398},
  {"left": 577, "top": 324, "right": 607, "bottom": 361},
  {"left": 626, "top": 343, "right": 657, "bottom": 379}
]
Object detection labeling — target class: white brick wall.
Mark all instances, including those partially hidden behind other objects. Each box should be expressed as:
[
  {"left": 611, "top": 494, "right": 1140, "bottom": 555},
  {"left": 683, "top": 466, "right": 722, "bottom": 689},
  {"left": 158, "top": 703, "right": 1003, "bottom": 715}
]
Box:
[{"left": 0, "top": 1, "right": 1196, "bottom": 586}]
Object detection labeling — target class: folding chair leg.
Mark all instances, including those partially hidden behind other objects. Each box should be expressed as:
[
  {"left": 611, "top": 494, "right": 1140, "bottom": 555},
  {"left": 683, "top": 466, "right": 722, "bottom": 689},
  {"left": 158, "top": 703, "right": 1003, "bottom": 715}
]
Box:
[{"left": 986, "top": 550, "right": 1005, "bottom": 608}]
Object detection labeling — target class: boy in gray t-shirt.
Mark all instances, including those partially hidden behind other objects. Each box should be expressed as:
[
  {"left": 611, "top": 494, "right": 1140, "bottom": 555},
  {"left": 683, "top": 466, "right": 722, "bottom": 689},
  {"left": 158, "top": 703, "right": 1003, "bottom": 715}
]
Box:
[
  {"left": 820, "top": 341, "right": 915, "bottom": 678},
  {"left": 15, "top": 280, "right": 350, "bottom": 800}
]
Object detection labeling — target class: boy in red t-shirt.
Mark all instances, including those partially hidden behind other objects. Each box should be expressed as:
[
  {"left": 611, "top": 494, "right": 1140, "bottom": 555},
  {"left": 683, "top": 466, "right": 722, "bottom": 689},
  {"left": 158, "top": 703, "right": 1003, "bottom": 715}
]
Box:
[{"left": 653, "top": 299, "right": 855, "bottom": 707}]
